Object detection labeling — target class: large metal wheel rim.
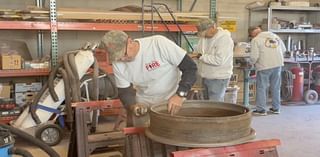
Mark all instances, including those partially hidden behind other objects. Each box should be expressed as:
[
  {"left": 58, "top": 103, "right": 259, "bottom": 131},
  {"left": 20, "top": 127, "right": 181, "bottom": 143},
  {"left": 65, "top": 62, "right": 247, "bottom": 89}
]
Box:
[
  {"left": 145, "top": 128, "right": 256, "bottom": 148},
  {"left": 147, "top": 101, "right": 253, "bottom": 147},
  {"left": 40, "top": 127, "right": 60, "bottom": 145},
  {"left": 150, "top": 101, "right": 251, "bottom": 120}
]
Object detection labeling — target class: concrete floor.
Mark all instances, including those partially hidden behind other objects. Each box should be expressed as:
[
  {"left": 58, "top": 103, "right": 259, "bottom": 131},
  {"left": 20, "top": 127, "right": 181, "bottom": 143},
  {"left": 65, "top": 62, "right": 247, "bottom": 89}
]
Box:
[
  {"left": 251, "top": 104, "right": 320, "bottom": 157},
  {"left": 13, "top": 103, "right": 320, "bottom": 157}
]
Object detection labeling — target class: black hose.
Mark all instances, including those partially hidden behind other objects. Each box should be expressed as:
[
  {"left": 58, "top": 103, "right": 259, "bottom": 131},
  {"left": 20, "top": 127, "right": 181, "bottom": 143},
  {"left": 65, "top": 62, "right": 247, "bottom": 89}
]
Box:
[
  {"left": 92, "top": 58, "right": 99, "bottom": 100},
  {"left": 63, "top": 52, "right": 77, "bottom": 102},
  {"left": 0, "top": 124, "right": 60, "bottom": 157},
  {"left": 30, "top": 82, "right": 49, "bottom": 124},
  {"left": 9, "top": 147, "right": 33, "bottom": 157},
  {"left": 281, "top": 70, "right": 293, "bottom": 101},
  {"left": 68, "top": 53, "right": 81, "bottom": 101},
  {"left": 90, "top": 58, "right": 100, "bottom": 133},
  {"left": 58, "top": 67, "right": 73, "bottom": 124},
  {"left": 48, "top": 61, "right": 63, "bottom": 102},
  {"left": 98, "top": 68, "right": 118, "bottom": 99},
  {"left": 105, "top": 74, "right": 118, "bottom": 99}
]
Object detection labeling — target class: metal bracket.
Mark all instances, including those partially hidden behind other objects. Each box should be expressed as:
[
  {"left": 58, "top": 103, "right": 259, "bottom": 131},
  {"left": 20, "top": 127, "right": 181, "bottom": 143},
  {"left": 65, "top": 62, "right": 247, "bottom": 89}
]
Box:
[
  {"left": 68, "top": 100, "right": 124, "bottom": 157},
  {"left": 210, "top": 0, "right": 216, "bottom": 21},
  {"left": 50, "top": 0, "right": 58, "bottom": 67}
]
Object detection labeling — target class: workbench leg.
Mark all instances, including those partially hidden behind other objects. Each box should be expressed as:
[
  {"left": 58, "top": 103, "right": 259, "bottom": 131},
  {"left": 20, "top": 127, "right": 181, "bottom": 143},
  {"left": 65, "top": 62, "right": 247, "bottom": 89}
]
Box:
[
  {"left": 75, "top": 108, "right": 90, "bottom": 157},
  {"left": 243, "top": 68, "right": 251, "bottom": 106},
  {"left": 161, "top": 144, "right": 168, "bottom": 157}
]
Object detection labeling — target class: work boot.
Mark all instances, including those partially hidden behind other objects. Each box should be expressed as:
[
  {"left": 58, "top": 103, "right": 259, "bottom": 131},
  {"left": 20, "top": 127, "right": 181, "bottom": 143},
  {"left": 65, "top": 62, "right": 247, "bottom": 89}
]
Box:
[
  {"left": 269, "top": 108, "right": 280, "bottom": 114},
  {"left": 252, "top": 109, "right": 267, "bottom": 116}
]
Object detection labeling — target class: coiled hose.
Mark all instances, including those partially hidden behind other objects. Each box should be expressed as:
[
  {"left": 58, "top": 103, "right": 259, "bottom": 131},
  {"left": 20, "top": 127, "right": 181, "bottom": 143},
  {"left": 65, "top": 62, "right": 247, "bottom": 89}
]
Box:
[
  {"left": 48, "top": 61, "right": 63, "bottom": 102},
  {"left": 281, "top": 70, "right": 293, "bottom": 101},
  {"left": 30, "top": 50, "right": 83, "bottom": 125},
  {"left": 58, "top": 67, "right": 73, "bottom": 125},
  {"left": 9, "top": 147, "right": 33, "bottom": 157},
  {"left": 30, "top": 82, "right": 48, "bottom": 124},
  {"left": 0, "top": 124, "right": 60, "bottom": 157}
]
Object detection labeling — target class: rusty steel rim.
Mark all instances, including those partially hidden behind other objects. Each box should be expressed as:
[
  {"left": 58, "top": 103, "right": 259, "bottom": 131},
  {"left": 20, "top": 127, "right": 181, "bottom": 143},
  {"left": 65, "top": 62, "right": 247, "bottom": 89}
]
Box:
[
  {"left": 145, "top": 128, "right": 256, "bottom": 147},
  {"left": 146, "top": 100, "right": 255, "bottom": 147}
]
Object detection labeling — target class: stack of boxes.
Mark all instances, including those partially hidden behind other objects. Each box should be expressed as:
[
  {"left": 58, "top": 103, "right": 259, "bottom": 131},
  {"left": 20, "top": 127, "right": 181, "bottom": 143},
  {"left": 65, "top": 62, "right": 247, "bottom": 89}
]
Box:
[
  {"left": 0, "top": 54, "right": 22, "bottom": 70},
  {"left": 0, "top": 53, "right": 49, "bottom": 70},
  {"left": 15, "top": 82, "right": 42, "bottom": 108},
  {"left": 0, "top": 81, "right": 43, "bottom": 124},
  {"left": 0, "top": 83, "right": 20, "bottom": 123},
  {"left": 232, "top": 68, "right": 256, "bottom": 103}
]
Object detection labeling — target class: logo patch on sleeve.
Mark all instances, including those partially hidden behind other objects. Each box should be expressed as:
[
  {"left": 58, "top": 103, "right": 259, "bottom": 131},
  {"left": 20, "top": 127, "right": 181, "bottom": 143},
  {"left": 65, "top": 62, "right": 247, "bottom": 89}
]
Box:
[{"left": 145, "top": 61, "right": 161, "bottom": 71}]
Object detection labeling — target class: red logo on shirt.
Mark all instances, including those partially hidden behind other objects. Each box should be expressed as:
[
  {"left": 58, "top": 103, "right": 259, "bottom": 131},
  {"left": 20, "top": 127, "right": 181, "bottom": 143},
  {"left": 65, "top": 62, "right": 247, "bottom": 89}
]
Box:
[{"left": 145, "top": 61, "right": 160, "bottom": 71}]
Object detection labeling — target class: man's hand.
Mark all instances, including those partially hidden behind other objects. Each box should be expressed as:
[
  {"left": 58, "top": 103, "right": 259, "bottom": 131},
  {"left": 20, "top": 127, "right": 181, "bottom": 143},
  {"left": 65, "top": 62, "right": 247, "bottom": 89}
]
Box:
[
  {"left": 188, "top": 53, "right": 202, "bottom": 59},
  {"left": 168, "top": 95, "right": 186, "bottom": 115},
  {"left": 129, "top": 103, "right": 148, "bottom": 117}
]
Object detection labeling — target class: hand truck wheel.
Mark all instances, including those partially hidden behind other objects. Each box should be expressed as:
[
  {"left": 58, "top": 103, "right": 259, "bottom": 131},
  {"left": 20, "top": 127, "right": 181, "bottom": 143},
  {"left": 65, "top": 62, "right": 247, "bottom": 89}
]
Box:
[
  {"left": 35, "top": 124, "right": 63, "bottom": 146},
  {"left": 304, "top": 89, "right": 318, "bottom": 104}
]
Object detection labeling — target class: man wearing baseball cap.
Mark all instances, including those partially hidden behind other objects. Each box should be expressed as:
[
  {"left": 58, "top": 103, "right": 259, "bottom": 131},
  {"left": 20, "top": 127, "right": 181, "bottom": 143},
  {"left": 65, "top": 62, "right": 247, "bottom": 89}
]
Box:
[
  {"left": 248, "top": 26, "right": 285, "bottom": 116},
  {"left": 191, "top": 18, "right": 234, "bottom": 102},
  {"left": 100, "top": 30, "right": 197, "bottom": 126}
]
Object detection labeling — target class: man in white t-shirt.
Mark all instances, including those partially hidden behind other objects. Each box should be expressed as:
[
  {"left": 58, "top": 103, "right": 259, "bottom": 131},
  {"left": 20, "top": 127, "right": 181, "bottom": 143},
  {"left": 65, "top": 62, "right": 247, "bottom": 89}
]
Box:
[
  {"left": 249, "top": 26, "right": 285, "bottom": 116},
  {"left": 99, "top": 30, "right": 197, "bottom": 126},
  {"left": 191, "top": 18, "right": 234, "bottom": 102}
]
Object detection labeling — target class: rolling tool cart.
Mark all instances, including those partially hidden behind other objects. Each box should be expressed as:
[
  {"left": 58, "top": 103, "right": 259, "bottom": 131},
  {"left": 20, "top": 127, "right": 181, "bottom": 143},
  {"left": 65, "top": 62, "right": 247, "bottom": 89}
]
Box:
[{"left": 12, "top": 46, "right": 97, "bottom": 146}]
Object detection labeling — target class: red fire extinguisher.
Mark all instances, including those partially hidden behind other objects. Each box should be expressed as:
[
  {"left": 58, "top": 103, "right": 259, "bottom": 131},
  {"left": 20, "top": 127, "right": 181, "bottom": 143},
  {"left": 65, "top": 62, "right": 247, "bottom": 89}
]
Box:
[{"left": 291, "top": 67, "right": 304, "bottom": 101}]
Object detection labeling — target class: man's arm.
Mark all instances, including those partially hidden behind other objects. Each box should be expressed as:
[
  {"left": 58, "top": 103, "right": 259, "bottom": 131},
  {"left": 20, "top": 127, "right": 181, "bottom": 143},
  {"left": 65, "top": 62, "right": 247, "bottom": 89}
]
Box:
[
  {"left": 167, "top": 54, "right": 197, "bottom": 115},
  {"left": 199, "top": 35, "right": 234, "bottom": 66},
  {"left": 177, "top": 54, "right": 198, "bottom": 93},
  {"left": 250, "top": 39, "right": 259, "bottom": 64},
  {"left": 117, "top": 84, "right": 136, "bottom": 108}
]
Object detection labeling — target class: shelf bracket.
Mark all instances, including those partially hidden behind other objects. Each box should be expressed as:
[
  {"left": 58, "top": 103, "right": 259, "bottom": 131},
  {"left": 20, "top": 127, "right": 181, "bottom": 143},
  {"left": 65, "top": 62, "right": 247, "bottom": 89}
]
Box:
[
  {"left": 210, "top": 0, "right": 216, "bottom": 21},
  {"left": 36, "top": 0, "right": 45, "bottom": 58},
  {"left": 50, "top": 0, "right": 58, "bottom": 67}
]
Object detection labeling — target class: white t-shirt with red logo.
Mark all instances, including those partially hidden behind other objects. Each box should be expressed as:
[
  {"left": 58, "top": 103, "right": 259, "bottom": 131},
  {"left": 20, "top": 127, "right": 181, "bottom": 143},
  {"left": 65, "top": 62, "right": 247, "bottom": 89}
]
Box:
[{"left": 112, "top": 35, "right": 186, "bottom": 106}]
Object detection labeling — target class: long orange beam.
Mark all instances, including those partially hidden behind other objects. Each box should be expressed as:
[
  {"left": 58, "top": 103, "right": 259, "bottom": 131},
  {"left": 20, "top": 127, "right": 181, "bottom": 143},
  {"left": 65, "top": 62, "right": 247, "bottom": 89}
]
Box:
[{"left": 0, "top": 21, "right": 197, "bottom": 32}]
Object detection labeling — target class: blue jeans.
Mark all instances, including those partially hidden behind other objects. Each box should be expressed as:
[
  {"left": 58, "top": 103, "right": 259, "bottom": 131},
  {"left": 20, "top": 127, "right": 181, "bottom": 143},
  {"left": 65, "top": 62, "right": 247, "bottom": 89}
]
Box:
[
  {"left": 256, "top": 67, "right": 281, "bottom": 111},
  {"left": 203, "top": 78, "right": 229, "bottom": 102}
]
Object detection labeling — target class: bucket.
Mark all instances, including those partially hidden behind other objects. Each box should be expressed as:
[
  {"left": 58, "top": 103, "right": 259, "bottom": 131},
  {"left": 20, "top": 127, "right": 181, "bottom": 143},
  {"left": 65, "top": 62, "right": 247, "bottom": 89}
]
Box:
[{"left": 224, "top": 86, "right": 240, "bottom": 104}]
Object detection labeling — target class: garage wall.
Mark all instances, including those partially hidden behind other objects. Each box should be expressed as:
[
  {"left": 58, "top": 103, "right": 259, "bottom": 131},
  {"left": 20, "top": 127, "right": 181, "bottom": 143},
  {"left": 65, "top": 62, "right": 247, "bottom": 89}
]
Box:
[{"left": 217, "top": 0, "right": 260, "bottom": 42}]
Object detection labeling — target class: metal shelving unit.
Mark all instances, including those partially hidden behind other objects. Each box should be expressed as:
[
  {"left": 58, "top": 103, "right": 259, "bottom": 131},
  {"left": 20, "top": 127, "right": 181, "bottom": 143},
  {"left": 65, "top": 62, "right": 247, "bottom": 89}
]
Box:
[
  {"left": 0, "top": 69, "right": 50, "bottom": 77},
  {"left": 249, "top": 6, "right": 320, "bottom": 33},
  {"left": 0, "top": 0, "right": 198, "bottom": 77},
  {"left": 270, "top": 29, "right": 320, "bottom": 33},
  {"left": 249, "top": 5, "right": 320, "bottom": 51},
  {"left": 0, "top": 21, "right": 197, "bottom": 32},
  {"left": 249, "top": 5, "right": 320, "bottom": 104}
]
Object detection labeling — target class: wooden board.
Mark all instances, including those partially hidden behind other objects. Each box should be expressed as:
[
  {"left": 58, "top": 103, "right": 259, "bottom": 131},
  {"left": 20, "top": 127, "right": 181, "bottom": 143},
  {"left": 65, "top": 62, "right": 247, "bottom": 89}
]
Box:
[{"left": 1, "top": 6, "right": 209, "bottom": 22}]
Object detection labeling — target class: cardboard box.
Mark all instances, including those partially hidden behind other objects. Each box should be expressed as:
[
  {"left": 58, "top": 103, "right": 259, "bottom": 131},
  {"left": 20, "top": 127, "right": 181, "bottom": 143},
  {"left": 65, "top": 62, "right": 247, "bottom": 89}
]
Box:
[
  {"left": 15, "top": 92, "right": 37, "bottom": 107},
  {"left": 237, "top": 91, "right": 256, "bottom": 103},
  {"left": 233, "top": 68, "right": 244, "bottom": 82},
  {"left": 236, "top": 81, "right": 256, "bottom": 93},
  {"left": 236, "top": 81, "right": 256, "bottom": 103},
  {"left": 229, "top": 74, "right": 238, "bottom": 85},
  {"left": 0, "top": 54, "right": 22, "bottom": 70},
  {"left": 15, "top": 82, "right": 42, "bottom": 93},
  {"left": 0, "top": 84, "right": 11, "bottom": 99}
]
